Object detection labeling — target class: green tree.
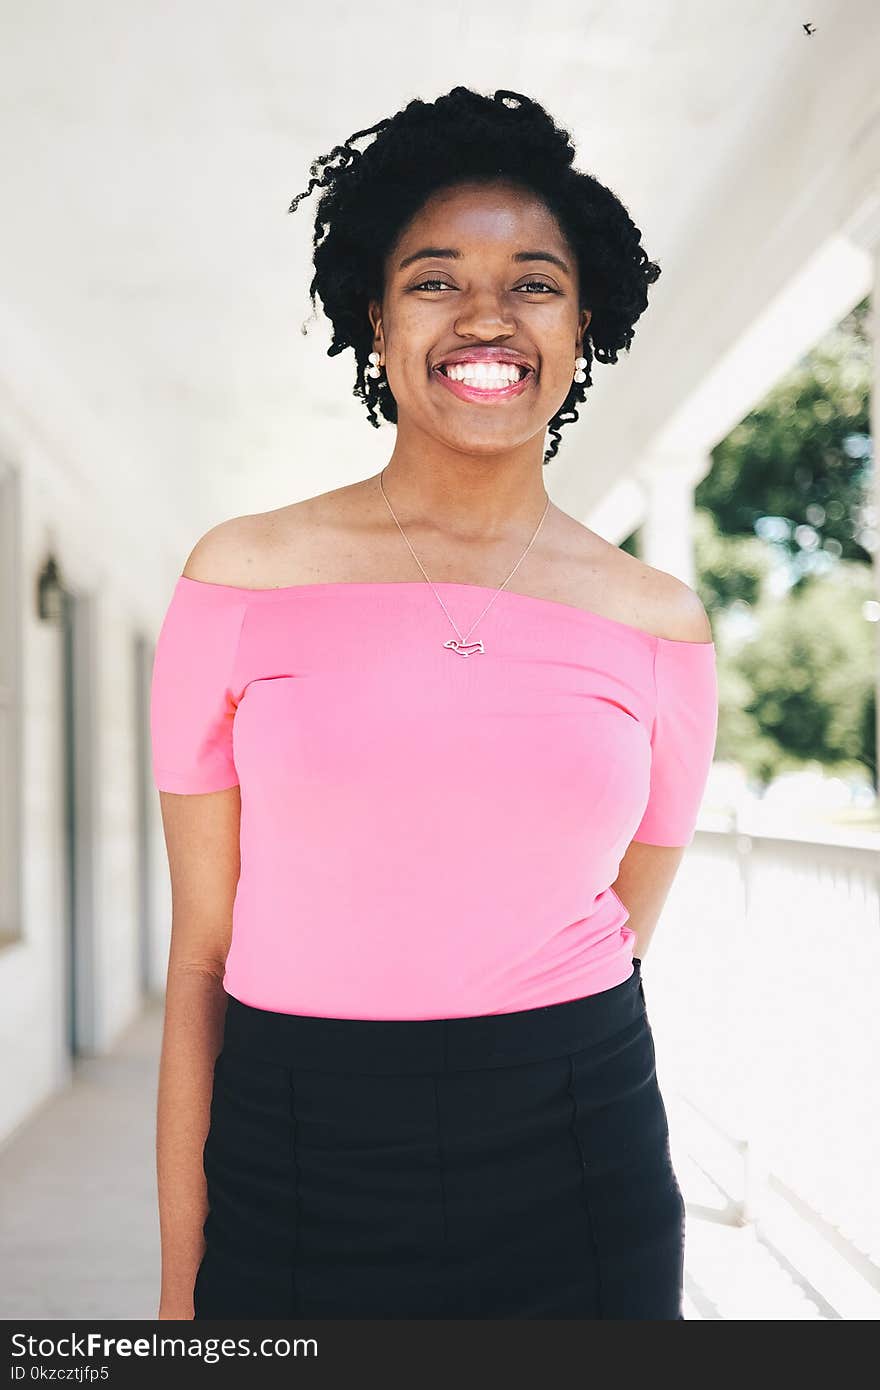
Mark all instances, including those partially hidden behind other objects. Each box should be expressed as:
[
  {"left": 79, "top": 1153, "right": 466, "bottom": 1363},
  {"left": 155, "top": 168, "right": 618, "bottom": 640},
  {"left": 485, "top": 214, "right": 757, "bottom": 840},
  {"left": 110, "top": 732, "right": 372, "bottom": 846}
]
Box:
[
  {"left": 687, "top": 291, "right": 876, "bottom": 796},
  {"left": 695, "top": 297, "right": 872, "bottom": 574},
  {"left": 711, "top": 559, "right": 876, "bottom": 789},
  {"left": 627, "top": 297, "right": 875, "bottom": 798}
]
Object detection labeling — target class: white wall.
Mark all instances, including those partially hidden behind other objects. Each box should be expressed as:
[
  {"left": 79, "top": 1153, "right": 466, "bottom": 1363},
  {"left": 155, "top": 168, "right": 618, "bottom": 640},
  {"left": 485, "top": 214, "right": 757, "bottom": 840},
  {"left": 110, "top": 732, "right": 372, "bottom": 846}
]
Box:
[{"left": 0, "top": 311, "right": 177, "bottom": 1145}]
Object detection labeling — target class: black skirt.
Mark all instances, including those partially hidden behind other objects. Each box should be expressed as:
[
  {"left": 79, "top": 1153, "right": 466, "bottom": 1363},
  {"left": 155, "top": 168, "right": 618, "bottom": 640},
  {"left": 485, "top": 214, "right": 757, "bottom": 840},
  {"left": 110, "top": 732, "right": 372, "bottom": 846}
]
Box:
[{"left": 193, "top": 958, "right": 685, "bottom": 1319}]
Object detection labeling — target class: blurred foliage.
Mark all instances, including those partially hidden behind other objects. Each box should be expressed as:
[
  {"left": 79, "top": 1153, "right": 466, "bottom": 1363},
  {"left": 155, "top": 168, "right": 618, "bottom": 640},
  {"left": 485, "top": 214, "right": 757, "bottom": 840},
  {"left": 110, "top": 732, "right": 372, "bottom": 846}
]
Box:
[
  {"left": 691, "top": 504, "right": 774, "bottom": 615},
  {"left": 703, "top": 543, "right": 877, "bottom": 787},
  {"left": 695, "top": 298, "right": 873, "bottom": 566},
  {"left": 690, "top": 296, "right": 876, "bottom": 791}
]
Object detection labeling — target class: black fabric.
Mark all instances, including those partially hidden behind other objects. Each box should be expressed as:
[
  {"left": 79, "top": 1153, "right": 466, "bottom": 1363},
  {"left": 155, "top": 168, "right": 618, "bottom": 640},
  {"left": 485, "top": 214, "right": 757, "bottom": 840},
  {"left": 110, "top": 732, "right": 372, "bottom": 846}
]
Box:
[{"left": 193, "top": 958, "right": 686, "bottom": 1319}]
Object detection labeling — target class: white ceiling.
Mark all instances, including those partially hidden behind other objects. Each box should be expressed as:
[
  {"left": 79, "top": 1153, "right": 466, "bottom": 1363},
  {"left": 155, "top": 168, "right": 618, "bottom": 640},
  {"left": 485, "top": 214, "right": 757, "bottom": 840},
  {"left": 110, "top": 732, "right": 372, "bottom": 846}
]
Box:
[{"left": 0, "top": 0, "right": 868, "bottom": 552}]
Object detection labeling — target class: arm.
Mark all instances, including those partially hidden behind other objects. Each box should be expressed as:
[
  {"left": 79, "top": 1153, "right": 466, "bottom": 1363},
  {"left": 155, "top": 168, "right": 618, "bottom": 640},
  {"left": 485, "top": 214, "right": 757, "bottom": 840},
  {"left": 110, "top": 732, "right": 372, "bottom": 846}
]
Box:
[
  {"left": 154, "top": 524, "right": 251, "bottom": 1319},
  {"left": 155, "top": 784, "right": 241, "bottom": 1319},
  {"left": 613, "top": 576, "right": 714, "bottom": 960},
  {"left": 611, "top": 840, "right": 686, "bottom": 960}
]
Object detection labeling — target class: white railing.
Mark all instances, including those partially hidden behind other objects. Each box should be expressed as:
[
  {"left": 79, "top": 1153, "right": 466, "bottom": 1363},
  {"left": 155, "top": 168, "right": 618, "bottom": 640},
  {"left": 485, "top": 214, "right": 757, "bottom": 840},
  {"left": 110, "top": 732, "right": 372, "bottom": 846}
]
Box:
[{"left": 644, "top": 813, "right": 880, "bottom": 1310}]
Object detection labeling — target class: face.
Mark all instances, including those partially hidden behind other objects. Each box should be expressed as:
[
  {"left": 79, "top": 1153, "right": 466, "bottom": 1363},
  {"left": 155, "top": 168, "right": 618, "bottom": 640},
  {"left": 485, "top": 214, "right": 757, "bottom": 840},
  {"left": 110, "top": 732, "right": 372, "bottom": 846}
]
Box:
[{"left": 367, "top": 180, "right": 591, "bottom": 458}]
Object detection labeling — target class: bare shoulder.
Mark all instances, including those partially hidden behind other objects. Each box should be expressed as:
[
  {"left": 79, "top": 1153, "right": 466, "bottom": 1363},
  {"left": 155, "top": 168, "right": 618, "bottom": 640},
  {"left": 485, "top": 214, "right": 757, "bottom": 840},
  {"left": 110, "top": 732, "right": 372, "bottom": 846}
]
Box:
[
  {"left": 180, "top": 485, "right": 355, "bottom": 588},
  {"left": 559, "top": 524, "right": 709, "bottom": 643},
  {"left": 625, "top": 554, "right": 713, "bottom": 643},
  {"left": 181, "top": 512, "right": 271, "bottom": 586},
  {"left": 558, "top": 510, "right": 713, "bottom": 643}
]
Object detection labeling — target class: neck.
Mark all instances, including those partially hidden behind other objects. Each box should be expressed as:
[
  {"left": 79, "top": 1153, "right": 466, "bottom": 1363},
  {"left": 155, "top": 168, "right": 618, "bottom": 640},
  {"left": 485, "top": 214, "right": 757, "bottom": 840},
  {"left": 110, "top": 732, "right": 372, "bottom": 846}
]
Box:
[{"left": 376, "top": 431, "right": 550, "bottom": 542}]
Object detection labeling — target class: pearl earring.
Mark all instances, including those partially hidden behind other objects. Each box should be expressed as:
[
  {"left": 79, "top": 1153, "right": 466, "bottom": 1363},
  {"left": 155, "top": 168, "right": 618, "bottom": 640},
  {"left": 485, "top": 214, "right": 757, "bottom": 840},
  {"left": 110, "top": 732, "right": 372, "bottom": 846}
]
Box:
[
  {"left": 573, "top": 355, "right": 587, "bottom": 384},
  {"left": 366, "top": 351, "right": 382, "bottom": 380}
]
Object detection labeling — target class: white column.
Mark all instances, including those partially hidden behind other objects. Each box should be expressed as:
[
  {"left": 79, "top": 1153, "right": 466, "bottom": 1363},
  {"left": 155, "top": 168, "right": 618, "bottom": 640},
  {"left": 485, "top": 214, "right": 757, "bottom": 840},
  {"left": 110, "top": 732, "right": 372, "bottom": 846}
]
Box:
[{"left": 634, "top": 455, "right": 708, "bottom": 587}]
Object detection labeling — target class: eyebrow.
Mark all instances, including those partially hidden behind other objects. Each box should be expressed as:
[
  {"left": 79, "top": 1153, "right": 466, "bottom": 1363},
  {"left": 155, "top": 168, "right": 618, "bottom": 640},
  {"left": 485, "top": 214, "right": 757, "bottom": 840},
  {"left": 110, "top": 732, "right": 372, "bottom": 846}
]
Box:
[{"left": 397, "top": 246, "right": 571, "bottom": 275}]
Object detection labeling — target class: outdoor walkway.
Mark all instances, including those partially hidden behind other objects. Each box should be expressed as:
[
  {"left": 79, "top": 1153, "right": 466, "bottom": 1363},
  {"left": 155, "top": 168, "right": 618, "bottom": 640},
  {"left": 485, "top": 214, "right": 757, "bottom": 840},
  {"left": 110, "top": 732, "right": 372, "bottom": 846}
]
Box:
[{"left": 1, "top": 999, "right": 873, "bottom": 1320}]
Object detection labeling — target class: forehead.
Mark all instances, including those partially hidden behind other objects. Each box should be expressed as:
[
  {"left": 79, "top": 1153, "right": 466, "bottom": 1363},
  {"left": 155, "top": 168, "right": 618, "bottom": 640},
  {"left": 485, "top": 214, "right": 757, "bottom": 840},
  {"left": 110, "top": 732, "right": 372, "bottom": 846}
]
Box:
[{"left": 396, "top": 181, "right": 567, "bottom": 253}]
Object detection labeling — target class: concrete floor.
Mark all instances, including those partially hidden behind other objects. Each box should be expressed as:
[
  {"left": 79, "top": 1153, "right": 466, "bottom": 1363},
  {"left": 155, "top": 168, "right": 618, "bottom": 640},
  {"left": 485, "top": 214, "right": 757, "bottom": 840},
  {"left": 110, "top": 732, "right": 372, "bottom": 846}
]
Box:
[
  {"left": 1, "top": 999, "right": 868, "bottom": 1320},
  {"left": 1, "top": 999, "right": 164, "bottom": 1320}
]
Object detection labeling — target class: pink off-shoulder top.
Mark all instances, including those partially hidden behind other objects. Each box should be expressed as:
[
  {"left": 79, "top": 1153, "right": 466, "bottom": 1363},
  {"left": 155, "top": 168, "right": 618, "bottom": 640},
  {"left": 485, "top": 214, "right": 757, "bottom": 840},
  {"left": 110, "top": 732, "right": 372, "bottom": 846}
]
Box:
[{"left": 150, "top": 575, "right": 718, "bottom": 1020}]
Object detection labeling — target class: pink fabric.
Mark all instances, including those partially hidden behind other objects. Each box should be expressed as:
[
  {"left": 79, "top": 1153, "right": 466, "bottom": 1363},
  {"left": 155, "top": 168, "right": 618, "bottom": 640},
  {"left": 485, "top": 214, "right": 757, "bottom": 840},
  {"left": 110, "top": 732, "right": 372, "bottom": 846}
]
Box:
[{"left": 150, "top": 575, "right": 718, "bottom": 1020}]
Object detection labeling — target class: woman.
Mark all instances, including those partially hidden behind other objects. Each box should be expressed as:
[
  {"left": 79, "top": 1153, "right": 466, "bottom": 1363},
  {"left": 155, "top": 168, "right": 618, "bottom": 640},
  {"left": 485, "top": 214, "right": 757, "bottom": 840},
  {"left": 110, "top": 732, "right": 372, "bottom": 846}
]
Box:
[{"left": 151, "top": 86, "right": 718, "bottom": 1320}]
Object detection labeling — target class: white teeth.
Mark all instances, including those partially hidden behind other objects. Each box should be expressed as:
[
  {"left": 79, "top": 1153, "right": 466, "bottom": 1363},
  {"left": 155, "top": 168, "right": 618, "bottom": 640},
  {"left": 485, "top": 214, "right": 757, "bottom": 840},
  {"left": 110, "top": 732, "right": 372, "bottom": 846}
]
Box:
[{"left": 443, "top": 361, "right": 526, "bottom": 386}]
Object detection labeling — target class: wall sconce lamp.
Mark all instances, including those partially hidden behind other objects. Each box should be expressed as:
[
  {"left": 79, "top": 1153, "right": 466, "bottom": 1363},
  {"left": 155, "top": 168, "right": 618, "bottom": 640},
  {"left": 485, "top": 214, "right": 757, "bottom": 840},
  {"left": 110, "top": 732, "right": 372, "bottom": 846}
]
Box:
[{"left": 36, "top": 555, "right": 66, "bottom": 623}]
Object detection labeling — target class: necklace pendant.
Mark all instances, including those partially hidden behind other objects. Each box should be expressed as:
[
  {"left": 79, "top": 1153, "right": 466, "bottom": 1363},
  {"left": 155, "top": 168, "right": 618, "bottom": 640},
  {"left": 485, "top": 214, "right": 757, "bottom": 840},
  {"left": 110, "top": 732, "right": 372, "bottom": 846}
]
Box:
[{"left": 443, "top": 638, "right": 485, "bottom": 657}]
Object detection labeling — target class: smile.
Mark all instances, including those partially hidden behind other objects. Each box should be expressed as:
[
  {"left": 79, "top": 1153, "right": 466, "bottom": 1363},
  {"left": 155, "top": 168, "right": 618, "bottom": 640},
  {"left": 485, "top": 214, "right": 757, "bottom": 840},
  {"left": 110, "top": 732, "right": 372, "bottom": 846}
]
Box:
[{"left": 432, "top": 362, "right": 535, "bottom": 403}]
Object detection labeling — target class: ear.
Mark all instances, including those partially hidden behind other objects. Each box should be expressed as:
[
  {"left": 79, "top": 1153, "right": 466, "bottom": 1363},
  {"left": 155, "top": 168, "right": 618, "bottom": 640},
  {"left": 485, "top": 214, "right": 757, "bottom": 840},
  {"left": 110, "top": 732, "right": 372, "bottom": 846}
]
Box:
[
  {"left": 367, "top": 298, "right": 384, "bottom": 351},
  {"left": 578, "top": 307, "right": 592, "bottom": 349}
]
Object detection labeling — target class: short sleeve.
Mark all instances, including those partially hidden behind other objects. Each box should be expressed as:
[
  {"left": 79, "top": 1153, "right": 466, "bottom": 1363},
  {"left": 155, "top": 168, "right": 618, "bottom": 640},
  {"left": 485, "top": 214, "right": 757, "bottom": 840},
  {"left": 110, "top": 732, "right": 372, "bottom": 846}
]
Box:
[
  {"left": 150, "top": 577, "right": 248, "bottom": 794},
  {"left": 631, "top": 638, "right": 719, "bottom": 847}
]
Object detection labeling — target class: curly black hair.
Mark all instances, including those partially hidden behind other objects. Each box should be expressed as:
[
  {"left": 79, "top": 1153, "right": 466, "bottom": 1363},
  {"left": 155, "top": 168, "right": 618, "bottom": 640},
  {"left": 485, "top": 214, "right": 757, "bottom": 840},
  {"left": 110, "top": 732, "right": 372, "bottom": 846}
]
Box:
[{"left": 287, "top": 86, "right": 660, "bottom": 465}]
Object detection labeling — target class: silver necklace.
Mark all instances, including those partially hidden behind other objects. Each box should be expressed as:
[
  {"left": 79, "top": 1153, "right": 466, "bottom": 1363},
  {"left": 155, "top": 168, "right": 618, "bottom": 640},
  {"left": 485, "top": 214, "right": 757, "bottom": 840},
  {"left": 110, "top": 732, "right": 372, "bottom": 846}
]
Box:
[{"left": 377, "top": 467, "right": 551, "bottom": 657}]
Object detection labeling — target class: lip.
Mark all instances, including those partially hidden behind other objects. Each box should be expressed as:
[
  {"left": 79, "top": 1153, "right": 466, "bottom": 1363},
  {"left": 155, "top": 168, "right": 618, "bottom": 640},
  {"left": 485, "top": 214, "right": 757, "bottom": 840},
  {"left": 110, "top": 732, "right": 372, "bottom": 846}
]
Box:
[
  {"left": 433, "top": 346, "right": 536, "bottom": 371},
  {"left": 432, "top": 366, "right": 535, "bottom": 404}
]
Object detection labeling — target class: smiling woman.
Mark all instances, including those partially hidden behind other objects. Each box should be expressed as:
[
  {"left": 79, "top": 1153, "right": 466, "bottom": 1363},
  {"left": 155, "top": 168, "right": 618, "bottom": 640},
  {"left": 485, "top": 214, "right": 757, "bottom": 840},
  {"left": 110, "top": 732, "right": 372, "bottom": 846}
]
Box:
[
  {"left": 153, "top": 85, "right": 715, "bottom": 1325},
  {"left": 288, "top": 85, "right": 660, "bottom": 464}
]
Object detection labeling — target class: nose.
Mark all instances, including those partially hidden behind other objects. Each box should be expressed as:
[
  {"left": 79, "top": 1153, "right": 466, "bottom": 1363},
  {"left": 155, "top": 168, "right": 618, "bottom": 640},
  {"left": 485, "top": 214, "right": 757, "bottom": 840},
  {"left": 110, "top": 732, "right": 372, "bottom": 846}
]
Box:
[{"left": 453, "top": 285, "right": 517, "bottom": 339}]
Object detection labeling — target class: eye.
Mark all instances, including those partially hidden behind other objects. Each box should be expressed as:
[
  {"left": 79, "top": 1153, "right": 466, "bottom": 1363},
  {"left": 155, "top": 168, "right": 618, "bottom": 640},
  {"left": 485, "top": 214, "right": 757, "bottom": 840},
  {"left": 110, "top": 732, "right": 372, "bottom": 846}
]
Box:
[{"left": 408, "top": 278, "right": 559, "bottom": 295}]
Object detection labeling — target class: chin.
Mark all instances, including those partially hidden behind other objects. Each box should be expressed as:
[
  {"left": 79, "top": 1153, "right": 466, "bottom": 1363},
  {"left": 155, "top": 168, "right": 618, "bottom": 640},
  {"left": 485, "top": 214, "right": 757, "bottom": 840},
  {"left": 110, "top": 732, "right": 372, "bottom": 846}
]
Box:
[{"left": 438, "top": 426, "right": 541, "bottom": 458}]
